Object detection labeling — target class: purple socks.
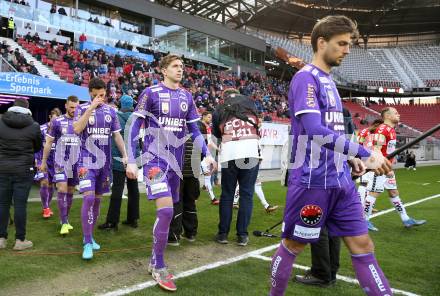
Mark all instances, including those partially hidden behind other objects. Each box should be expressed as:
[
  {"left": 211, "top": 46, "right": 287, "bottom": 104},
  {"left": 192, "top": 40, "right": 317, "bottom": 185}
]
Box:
[
  {"left": 92, "top": 198, "right": 101, "bottom": 228},
  {"left": 48, "top": 185, "right": 54, "bottom": 204},
  {"left": 81, "top": 194, "right": 95, "bottom": 244},
  {"left": 352, "top": 253, "right": 392, "bottom": 295},
  {"left": 57, "top": 192, "right": 68, "bottom": 224},
  {"left": 40, "top": 185, "right": 49, "bottom": 209},
  {"left": 269, "top": 242, "right": 297, "bottom": 296},
  {"left": 66, "top": 193, "right": 73, "bottom": 216},
  {"left": 151, "top": 207, "right": 173, "bottom": 269}
]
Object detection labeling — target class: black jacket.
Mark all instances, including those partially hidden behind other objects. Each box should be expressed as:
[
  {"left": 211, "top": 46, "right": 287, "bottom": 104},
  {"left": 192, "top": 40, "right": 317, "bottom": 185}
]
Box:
[{"left": 0, "top": 110, "right": 42, "bottom": 175}]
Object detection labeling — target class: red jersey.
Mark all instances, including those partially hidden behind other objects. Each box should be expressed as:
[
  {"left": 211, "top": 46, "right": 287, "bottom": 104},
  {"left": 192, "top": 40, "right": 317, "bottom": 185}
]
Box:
[
  {"left": 372, "top": 123, "right": 397, "bottom": 158},
  {"left": 357, "top": 128, "right": 374, "bottom": 149}
]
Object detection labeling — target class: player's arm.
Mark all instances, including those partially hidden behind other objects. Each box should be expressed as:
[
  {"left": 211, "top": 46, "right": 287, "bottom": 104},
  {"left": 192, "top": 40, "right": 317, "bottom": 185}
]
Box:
[
  {"left": 126, "top": 90, "right": 149, "bottom": 179},
  {"left": 113, "top": 131, "right": 128, "bottom": 165},
  {"left": 40, "top": 136, "right": 54, "bottom": 172},
  {"left": 73, "top": 97, "right": 103, "bottom": 134}
]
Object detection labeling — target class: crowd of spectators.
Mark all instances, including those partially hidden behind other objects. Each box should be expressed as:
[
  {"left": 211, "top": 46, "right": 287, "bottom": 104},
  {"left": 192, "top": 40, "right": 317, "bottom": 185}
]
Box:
[
  {"left": 17, "top": 34, "right": 290, "bottom": 121},
  {"left": 1, "top": 40, "right": 39, "bottom": 75}
]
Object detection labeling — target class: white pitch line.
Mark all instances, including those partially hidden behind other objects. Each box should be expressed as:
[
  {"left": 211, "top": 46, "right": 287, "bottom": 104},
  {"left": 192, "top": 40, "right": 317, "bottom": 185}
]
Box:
[
  {"left": 100, "top": 194, "right": 440, "bottom": 296},
  {"left": 251, "top": 255, "right": 420, "bottom": 296},
  {"left": 422, "top": 183, "right": 431, "bottom": 186},
  {"left": 370, "top": 194, "right": 440, "bottom": 219}
]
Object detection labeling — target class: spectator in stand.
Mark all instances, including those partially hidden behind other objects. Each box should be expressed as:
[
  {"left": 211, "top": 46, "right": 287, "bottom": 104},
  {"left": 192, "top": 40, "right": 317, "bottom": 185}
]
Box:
[
  {"left": 73, "top": 69, "right": 83, "bottom": 86},
  {"left": 93, "top": 17, "right": 99, "bottom": 24},
  {"left": 28, "top": 61, "right": 39, "bottom": 75},
  {"left": 114, "top": 54, "right": 123, "bottom": 74},
  {"left": 58, "top": 7, "right": 67, "bottom": 16},
  {"left": 50, "top": 4, "right": 56, "bottom": 13},
  {"left": 24, "top": 32, "right": 32, "bottom": 42},
  {"left": 79, "top": 33, "right": 87, "bottom": 42},
  {"left": 104, "top": 19, "right": 112, "bottom": 27}
]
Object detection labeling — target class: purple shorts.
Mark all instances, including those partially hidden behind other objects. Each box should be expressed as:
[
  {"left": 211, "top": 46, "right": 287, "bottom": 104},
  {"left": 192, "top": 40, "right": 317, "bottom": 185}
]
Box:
[
  {"left": 34, "top": 161, "right": 55, "bottom": 183},
  {"left": 53, "top": 164, "right": 79, "bottom": 186},
  {"left": 281, "top": 183, "right": 367, "bottom": 243},
  {"left": 144, "top": 166, "right": 180, "bottom": 203},
  {"left": 78, "top": 166, "right": 111, "bottom": 195}
]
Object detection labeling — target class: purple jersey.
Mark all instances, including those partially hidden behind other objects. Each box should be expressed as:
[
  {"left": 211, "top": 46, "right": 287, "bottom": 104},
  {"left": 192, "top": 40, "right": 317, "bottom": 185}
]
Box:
[
  {"left": 35, "top": 123, "right": 55, "bottom": 164},
  {"left": 133, "top": 83, "right": 201, "bottom": 173},
  {"left": 46, "top": 115, "right": 80, "bottom": 171},
  {"left": 288, "top": 64, "right": 351, "bottom": 189},
  {"left": 74, "top": 102, "right": 121, "bottom": 169}
]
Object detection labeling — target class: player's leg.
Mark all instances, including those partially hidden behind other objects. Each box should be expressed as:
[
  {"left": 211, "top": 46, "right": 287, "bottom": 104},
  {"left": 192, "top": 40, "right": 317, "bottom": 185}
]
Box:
[
  {"left": 255, "top": 180, "right": 278, "bottom": 213},
  {"left": 39, "top": 178, "right": 51, "bottom": 218},
  {"left": 145, "top": 167, "right": 177, "bottom": 291},
  {"left": 66, "top": 185, "right": 75, "bottom": 230},
  {"left": 386, "top": 177, "right": 426, "bottom": 228},
  {"left": 78, "top": 167, "right": 97, "bottom": 259},
  {"left": 270, "top": 238, "right": 306, "bottom": 296},
  {"left": 328, "top": 183, "right": 392, "bottom": 295},
  {"left": 56, "top": 180, "right": 70, "bottom": 235},
  {"left": 364, "top": 175, "right": 383, "bottom": 231},
  {"left": 204, "top": 174, "right": 218, "bottom": 204},
  {"left": 270, "top": 185, "right": 327, "bottom": 295}
]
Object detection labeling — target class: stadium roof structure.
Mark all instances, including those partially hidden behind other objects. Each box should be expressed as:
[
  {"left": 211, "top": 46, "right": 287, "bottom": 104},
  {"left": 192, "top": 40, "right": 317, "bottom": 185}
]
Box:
[{"left": 158, "top": 0, "right": 440, "bottom": 38}]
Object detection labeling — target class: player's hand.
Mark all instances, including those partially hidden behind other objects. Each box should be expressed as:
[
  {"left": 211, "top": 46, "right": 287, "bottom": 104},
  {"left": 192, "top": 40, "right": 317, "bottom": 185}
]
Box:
[
  {"left": 126, "top": 163, "right": 138, "bottom": 180},
  {"left": 121, "top": 156, "right": 128, "bottom": 168},
  {"left": 348, "top": 158, "right": 366, "bottom": 177},
  {"left": 90, "top": 96, "right": 104, "bottom": 110},
  {"left": 202, "top": 155, "right": 217, "bottom": 174},
  {"left": 363, "top": 149, "right": 392, "bottom": 176},
  {"left": 40, "top": 161, "right": 47, "bottom": 173}
]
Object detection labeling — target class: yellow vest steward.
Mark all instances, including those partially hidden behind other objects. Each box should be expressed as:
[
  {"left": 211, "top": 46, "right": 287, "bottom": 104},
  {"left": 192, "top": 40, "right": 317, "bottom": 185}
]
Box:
[{"left": 8, "top": 19, "right": 14, "bottom": 29}]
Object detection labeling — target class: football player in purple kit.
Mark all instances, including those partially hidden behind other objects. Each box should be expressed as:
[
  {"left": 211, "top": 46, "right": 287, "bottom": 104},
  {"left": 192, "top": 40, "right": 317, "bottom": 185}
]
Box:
[
  {"left": 126, "top": 54, "right": 216, "bottom": 292},
  {"left": 35, "top": 108, "right": 61, "bottom": 219},
  {"left": 40, "top": 96, "right": 80, "bottom": 236},
  {"left": 269, "top": 16, "right": 394, "bottom": 296},
  {"left": 73, "top": 78, "right": 128, "bottom": 260}
]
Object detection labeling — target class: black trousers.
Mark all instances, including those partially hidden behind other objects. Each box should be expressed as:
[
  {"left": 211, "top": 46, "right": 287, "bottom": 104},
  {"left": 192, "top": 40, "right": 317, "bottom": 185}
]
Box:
[
  {"left": 169, "top": 176, "right": 200, "bottom": 240},
  {"left": 0, "top": 172, "right": 33, "bottom": 241},
  {"left": 310, "top": 227, "right": 341, "bottom": 282},
  {"left": 105, "top": 170, "right": 140, "bottom": 224}
]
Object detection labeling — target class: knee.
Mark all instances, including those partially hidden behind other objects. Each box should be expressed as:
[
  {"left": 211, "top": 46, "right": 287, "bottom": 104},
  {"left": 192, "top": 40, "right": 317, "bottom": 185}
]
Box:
[
  {"left": 389, "top": 190, "right": 399, "bottom": 197},
  {"left": 158, "top": 207, "right": 173, "bottom": 221},
  {"left": 349, "top": 236, "right": 375, "bottom": 254},
  {"left": 282, "top": 238, "right": 305, "bottom": 255}
]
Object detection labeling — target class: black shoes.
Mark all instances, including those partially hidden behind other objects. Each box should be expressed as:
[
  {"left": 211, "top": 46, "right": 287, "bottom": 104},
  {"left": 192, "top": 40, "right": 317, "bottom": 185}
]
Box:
[
  {"left": 295, "top": 270, "right": 336, "bottom": 287},
  {"left": 215, "top": 233, "right": 228, "bottom": 244},
  {"left": 237, "top": 235, "right": 249, "bottom": 246},
  {"left": 122, "top": 220, "right": 138, "bottom": 228},
  {"left": 98, "top": 222, "right": 118, "bottom": 230}
]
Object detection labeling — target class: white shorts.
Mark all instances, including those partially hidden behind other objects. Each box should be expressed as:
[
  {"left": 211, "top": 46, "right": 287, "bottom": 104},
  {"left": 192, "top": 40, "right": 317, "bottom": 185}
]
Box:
[
  {"left": 367, "top": 173, "right": 398, "bottom": 193},
  {"left": 359, "top": 171, "right": 374, "bottom": 185}
]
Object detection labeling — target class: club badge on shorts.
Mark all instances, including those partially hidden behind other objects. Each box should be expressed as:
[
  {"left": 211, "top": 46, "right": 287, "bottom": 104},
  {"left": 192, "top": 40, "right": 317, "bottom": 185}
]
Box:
[
  {"left": 78, "top": 167, "right": 88, "bottom": 180},
  {"left": 300, "top": 205, "right": 323, "bottom": 226}
]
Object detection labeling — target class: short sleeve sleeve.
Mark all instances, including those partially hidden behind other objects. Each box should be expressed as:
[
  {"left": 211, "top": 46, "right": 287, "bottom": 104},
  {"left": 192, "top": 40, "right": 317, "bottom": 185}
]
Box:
[
  {"left": 185, "top": 92, "right": 200, "bottom": 124},
  {"left": 74, "top": 104, "right": 84, "bottom": 122},
  {"left": 46, "top": 119, "right": 58, "bottom": 139},
  {"left": 134, "top": 88, "right": 151, "bottom": 118},
  {"left": 111, "top": 108, "right": 121, "bottom": 133},
  {"left": 288, "top": 71, "right": 321, "bottom": 118}
]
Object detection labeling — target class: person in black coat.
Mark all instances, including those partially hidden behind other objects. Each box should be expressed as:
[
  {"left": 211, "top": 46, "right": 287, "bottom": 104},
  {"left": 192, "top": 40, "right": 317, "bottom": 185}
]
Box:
[{"left": 0, "top": 99, "right": 42, "bottom": 251}]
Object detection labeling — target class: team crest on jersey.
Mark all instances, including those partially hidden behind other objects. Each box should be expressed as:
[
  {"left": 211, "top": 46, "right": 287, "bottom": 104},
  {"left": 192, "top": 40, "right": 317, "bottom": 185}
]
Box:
[
  {"left": 300, "top": 205, "right": 323, "bottom": 226},
  {"left": 180, "top": 101, "right": 188, "bottom": 112},
  {"left": 161, "top": 102, "right": 170, "bottom": 114},
  {"left": 105, "top": 114, "right": 112, "bottom": 123},
  {"left": 88, "top": 116, "right": 95, "bottom": 125}
]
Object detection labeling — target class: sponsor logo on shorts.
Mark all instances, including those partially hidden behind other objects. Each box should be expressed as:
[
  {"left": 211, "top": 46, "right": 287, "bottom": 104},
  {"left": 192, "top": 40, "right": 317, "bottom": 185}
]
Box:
[
  {"left": 55, "top": 174, "right": 65, "bottom": 181},
  {"left": 148, "top": 167, "right": 164, "bottom": 182},
  {"left": 79, "top": 179, "right": 91, "bottom": 189},
  {"left": 300, "top": 205, "right": 323, "bottom": 226},
  {"left": 150, "top": 182, "right": 168, "bottom": 195},
  {"left": 293, "top": 225, "right": 321, "bottom": 240}
]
